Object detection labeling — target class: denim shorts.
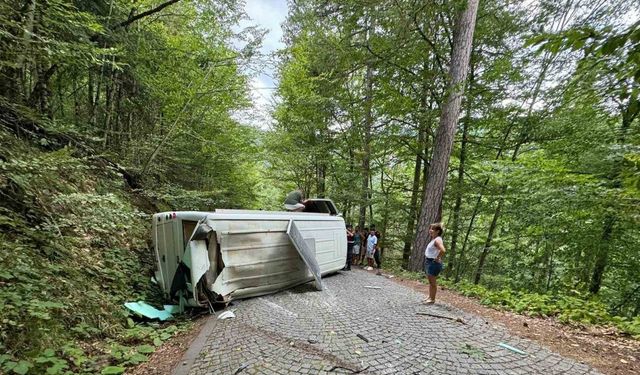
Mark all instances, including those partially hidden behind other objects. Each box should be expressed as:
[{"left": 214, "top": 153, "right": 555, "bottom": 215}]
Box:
[{"left": 425, "top": 258, "right": 443, "bottom": 277}]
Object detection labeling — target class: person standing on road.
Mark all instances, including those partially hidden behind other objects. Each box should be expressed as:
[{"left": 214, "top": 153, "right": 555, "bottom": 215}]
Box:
[
  {"left": 423, "top": 223, "right": 445, "bottom": 304},
  {"left": 343, "top": 224, "right": 355, "bottom": 271},
  {"left": 365, "top": 228, "right": 377, "bottom": 269},
  {"left": 352, "top": 225, "right": 362, "bottom": 266},
  {"left": 283, "top": 189, "right": 306, "bottom": 211},
  {"left": 360, "top": 227, "right": 369, "bottom": 266},
  {"left": 371, "top": 224, "right": 383, "bottom": 274}
]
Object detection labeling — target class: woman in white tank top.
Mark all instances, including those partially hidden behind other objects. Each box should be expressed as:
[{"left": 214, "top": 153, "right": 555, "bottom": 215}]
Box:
[{"left": 423, "top": 223, "right": 446, "bottom": 304}]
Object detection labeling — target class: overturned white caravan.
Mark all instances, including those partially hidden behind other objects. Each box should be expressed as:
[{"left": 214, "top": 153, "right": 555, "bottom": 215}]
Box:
[{"left": 151, "top": 200, "right": 347, "bottom": 307}]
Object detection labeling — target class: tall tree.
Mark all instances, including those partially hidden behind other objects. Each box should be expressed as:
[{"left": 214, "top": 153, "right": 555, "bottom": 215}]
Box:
[{"left": 410, "top": 0, "right": 480, "bottom": 271}]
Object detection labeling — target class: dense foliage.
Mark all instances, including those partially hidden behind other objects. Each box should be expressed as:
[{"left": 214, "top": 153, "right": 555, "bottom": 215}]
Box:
[
  {"left": 0, "top": 0, "right": 638, "bottom": 373},
  {"left": 0, "top": 0, "right": 263, "bottom": 373},
  {"left": 269, "top": 0, "right": 639, "bottom": 324}
]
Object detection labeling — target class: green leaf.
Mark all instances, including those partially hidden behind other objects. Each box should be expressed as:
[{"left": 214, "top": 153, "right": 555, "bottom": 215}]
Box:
[
  {"left": 45, "top": 361, "right": 68, "bottom": 375},
  {"left": 12, "top": 361, "right": 32, "bottom": 375},
  {"left": 127, "top": 353, "right": 147, "bottom": 364},
  {"left": 153, "top": 337, "right": 163, "bottom": 347},
  {"left": 135, "top": 344, "right": 155, "bottom": 354},
  {"left": 101, "top": 366, "right": 126, "bottom": 375}
]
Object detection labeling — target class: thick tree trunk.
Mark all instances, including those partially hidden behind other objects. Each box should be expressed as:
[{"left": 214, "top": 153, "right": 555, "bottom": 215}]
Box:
[
  {"left": 447, "top": 66, "right": 474, "bottom": 278},
  {"left": 409, "top": 0, "right": 479, "bottom": 271}
]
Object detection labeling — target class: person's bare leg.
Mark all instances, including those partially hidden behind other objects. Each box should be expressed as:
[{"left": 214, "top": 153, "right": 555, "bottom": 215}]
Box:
[{"left": 428, "top": 275, "right": 437, "bottom": 301}]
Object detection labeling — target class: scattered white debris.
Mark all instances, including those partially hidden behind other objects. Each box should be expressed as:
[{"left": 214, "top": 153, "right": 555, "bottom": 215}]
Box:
[
  {"left": 364, "top": 286, "right": 382, "bottom": 289},
  {"left": 218, "top": 310, "right": 236, "bottom": 320}
]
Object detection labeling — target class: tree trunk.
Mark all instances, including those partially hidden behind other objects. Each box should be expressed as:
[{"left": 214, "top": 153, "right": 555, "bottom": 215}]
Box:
[
  {"left": 447, "top": 64, "right": 474, "bottom": 278},
  {"left": 473, "top": 193, "right": 503, "bottom": 284},
  {"left": 473, "top": 136, "right": 526, "bottom": 284},
  {"left": 17, "top": 0, "right": 37, "bottom": 101},
  {"left": 402, "top": 126, "right": 424, "bottom": 268},
  {"left": 317, "top": 159, "right": 326, "bottom": 198},
  {"left": 409, "top": 0, "right": 479, "bottom": 271},
  {"left": 589, "top": 98, "right": 636, "bottom": 293},
  {"left": 358, "top": 49, "right": 374, "bottom": 230}
]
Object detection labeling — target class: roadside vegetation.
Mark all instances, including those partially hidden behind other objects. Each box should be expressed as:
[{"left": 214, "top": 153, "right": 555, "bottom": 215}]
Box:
[
  {"left": 384, "top": 257, "right": 640, "bottom": 339},
  {"left": 0, "top": 124, "right": 197, "bottom": 374}
]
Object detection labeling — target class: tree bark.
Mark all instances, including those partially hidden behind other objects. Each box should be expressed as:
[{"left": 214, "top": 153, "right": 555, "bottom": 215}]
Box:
[
  {"left": 358, "top": 21, "right": 375, "bottom": 230},
  {"left": 409, "top": 0, "right": 479, "bottom": 271},
  {"left": 473, "top": 193, "right": 503, "bottom": 284},
  {"left": 447, "top": 64, "right": 474, "bottom": 278},
  {"left": 402, "top": 126, "right": 424, "bottom": 268}
]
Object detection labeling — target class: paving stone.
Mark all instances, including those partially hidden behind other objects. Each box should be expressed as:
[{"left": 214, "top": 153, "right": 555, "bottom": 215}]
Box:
[{"left": 184, "top": 269, "right": 602, "bottom": 375}]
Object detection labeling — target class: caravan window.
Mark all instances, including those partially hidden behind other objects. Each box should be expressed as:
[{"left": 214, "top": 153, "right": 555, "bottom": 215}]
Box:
[
  {"left": 182, "top": 220, "right": 198, "bottom": 248},
  {"left": 303, "top": 200, "right": 338, "bottom": 215}
]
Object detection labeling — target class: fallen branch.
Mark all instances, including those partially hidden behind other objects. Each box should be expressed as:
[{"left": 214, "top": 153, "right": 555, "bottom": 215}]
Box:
[
  {"left": 233, "top": 363, "right": 248, "bottom": 374},
  {"left": 356, "top": 333, "right": 369, "bottom": 343},
  {"left": 329, "top": 365, "right": 370, "bottom": 373},
  {"left": 416, "top": 311, "right": 466, "bottom": 324}
]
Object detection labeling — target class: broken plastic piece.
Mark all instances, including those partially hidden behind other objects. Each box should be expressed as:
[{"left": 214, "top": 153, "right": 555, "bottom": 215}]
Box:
[
  {"left": 363, "top": 286, "right": 381, "bottom": 289},
  {"left": 124, "top": 301, "right": 179, "bottom": 321},
  {"left": 498, "top": 342, "right": 526, "bottom": 355},
  {"left": 218, "top": 310, "right": 236, "bottom": 320}
]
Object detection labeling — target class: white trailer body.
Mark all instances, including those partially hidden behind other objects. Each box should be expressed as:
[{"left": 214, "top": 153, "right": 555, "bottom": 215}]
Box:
[{"left": 151, "top": 201, "right": 346, "bottom": 306}]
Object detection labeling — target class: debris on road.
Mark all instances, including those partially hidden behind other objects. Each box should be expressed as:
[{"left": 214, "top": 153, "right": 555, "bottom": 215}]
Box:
[
  {"left": 460, "top": 343, "right": 486, "bottom": 359},
  {"left": 124, "top": 301, "right": 180, "bottom": 321},
  {"left": 416, "top": 311, "right": 466, "bottom": 324},
  {"left": 233, "top": 363, "right": 249, "bottom": 374},
  {"left": 356, "top": 333, "right": 369, "bottom": 343},
  {"left": 498, "top": 342, "right": 527, "bottom": 355},
  {"left": 363, "top": 286, "right": 381, "bottom": 289},
  {"left": 328, "top": 365, "right": 370, "bottom": 373},
  {"left": 217, "top": 310, "right": 236, "bottom": 320}
]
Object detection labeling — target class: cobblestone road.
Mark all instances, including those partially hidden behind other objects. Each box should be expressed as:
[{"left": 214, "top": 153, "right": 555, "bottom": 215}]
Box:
[{"left": 179, "top": 269, "right": 600, "bottom": 375}]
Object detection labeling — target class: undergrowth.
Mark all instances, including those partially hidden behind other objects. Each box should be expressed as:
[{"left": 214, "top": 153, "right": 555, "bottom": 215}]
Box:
[
  {"left": 0, "top": 130, "right": 191, "bottom": 374},
  {"left": 383, "top": 256, "right": 640, "bottom": 339}
]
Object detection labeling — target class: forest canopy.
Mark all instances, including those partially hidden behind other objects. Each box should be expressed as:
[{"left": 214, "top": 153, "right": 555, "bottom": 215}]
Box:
[{"left": 0, "top": 0, "right": 638, "bottom": 373}]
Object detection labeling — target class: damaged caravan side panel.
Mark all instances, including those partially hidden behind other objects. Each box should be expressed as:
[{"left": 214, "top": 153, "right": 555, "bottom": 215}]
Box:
[{"left": 152, "top": 202, "right": 346, "bottom": 306}]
